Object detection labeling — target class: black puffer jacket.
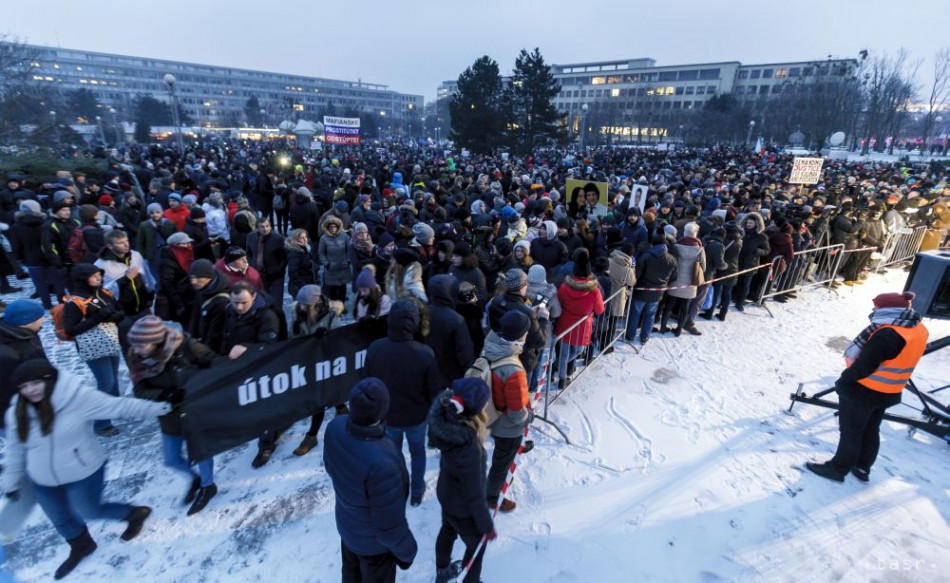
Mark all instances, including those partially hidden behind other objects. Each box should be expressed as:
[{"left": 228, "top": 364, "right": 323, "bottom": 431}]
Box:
[
  {"left": 426, "top": 275, "right": 475, "bottom": 386},
  {"left": 0, "top": 323, "right": 47, "bottom": 429},
  {"left": 246, "top": 230, "right": 287, "bottom": 284},
  {"left": 634, "top": 243, "right": 678, "bottom": 303},
  {"left": 220, "top": 293, "right": 280, "bottom": 355},
  {"left": 365, "top": 300, "right": 443, "bottom": 428},
  {"left": 10, "top": 211, "right": 48, "bottom": 267},
  {"left": 189, "top": 273, "right": 231, "bottom": 355},
  {"left": 717, "top": 223, "right": 743, "bottom": 284},
  {"left": 737, "top": 213, "right": 770, "bottom": 270},
  {"left": 427, "top": 389, "right": 493, "bottom": 534}
]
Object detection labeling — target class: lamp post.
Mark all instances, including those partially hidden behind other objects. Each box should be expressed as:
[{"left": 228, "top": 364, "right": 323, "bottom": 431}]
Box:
[
  {"left": 95, "top": 115, "right": 106, "bottom": 145},
  {"left": 109, "top": 108, "right": 121, "bottom": 145},
  {"left": 163, "top": 73, "right": 185, "bottom": 153},
  {"left": 49, "top": 111, "right": 57, "bottom": 147},
  {"left": 746, "top": 120, "right": 756, "bottom": 146},
  {"left": 580, "top": 103, "right": 589, "bottom": 150},
  {"left": 260, "top": 108, "right": 266, "bottom": 129},
  {"left": 435, "top": 126, "right": 441, "bottom": 143}
]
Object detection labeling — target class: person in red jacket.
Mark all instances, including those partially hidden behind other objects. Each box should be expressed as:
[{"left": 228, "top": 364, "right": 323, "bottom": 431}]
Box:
[
  {"left": 553, "top": 249, "right": 605, "bottom": 388},
  {"left": 214, "top": 246, "right": 264, "bottom": 290},
  {"left": 805, "top": 291, "right": 928, "bottom": 483},
  {"left": 163, "top": 193, "right": 191, "bottom": 231}
]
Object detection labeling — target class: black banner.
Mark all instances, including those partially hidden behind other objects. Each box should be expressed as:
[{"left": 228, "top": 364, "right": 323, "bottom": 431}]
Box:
[{"left": 180, "top": 325, "right": 376, "bottom": 462}]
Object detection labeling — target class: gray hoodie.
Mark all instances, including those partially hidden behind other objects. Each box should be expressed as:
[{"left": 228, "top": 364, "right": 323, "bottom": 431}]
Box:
[{"left": 481, "top": 331, "right": 531, "bottom": 439}]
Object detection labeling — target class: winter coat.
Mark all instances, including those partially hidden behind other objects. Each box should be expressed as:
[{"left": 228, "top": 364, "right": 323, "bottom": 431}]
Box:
[
  {"left": 620, "top": 216, "right": 649, "bottom": 252},
  {"left": 607, "top": 249, "right": 637, "bottom": 316},
  {"left": 481, "top": 331, "right": 530, "bottom": 439},
  {"left": 183, "top": 219, "right": 214, "bottom": 262},
  {"left": 737, "top": 214, "right": 770, "bottom": 270},
  {"left": 163, "top": 206, "right": 190, "bottom": 232},
  {"left": 426, "top": 275, "right": 475, "bottom": 386},
  {"left": 10, "top": 211, "right": 48, "bottom": 267},
  {"left": 667, "top": 238, "right": 706, "bottom": 300},
  {"left": 634, "top": 244, "right": 678, "bottom": 303},
  {"left": 292, "top": 299, "right": 343, "bottom": 338},
  {"left": 247, "top": 230, "right": 288, "bottom": 284},
  {"left": 288, "top": 196, "right": 322, "bottom": 242},
  {"left": 487, "top": 291, "right": 546, "bottom": 372},
  {"left": 158, "top": 246, "right": 193, "bottom": 322},
  {"left": 449, "top": 260, "right": 487, "bottom": 304},
  {"left": 427, "top": 393, "right": 493, "bottom": 532},
  {"left": 220, "top": 293, "right": 280, "bottom": 354},
  {"left": 318, "top": 217, "right": 352, "bottom": 286},
  {"left": 130, "top": 334, "right": 214, "bottom": 436},
  {"left": 41, "top": 215, "right": 80, "bottom": 268},
  {"left": 702, "top": 233, "right": 728, "bottom": 281},
  {"left": 0, "top": 323, "right": 46, "bottom": 430},
  {"left": 188, "top": 273, "right": 231, "bottom": 355},
  {"left": 286, "top": 245, "right": 316, "bottom": 298},
  {"left": 2, "top": 372, "right": 170, "bottom": 490},
  {"left": 365, "top": 301, "right": 442, "bottom": 427},
  {"left": 117, "top": 203, "right": 145, "bottom": 241},
  {"left": 213, "top": 258, "right": 264, "bottom": 290},
  {"left": 95, "top": 249, "right": 154, "bottom": 316},
  {"left": 554, "top": 275, "right": 605, "bottom": 346},
  {"left": 530, "top": 224, "right": 569, "bottom": 279},
  {"left": 323, "top": 415, "right": 417, "bottom": 564},
  {"left": 831, "top": 213, "right": 858, "bottom": 249},
  {"left": 766, "top": 224, "right": 794, "bottom": 267},
  {"left": 200, "top": 203, "right": 230, "bottom": 243},
  {"left": 62, "top": 264, "right": 125, "bottom": 361},
  {"left": 718, "top": 225, "right": 743, "bottom": 283},
  {"left": 136, "top": 218, "right": 177, "bottom": 264}
]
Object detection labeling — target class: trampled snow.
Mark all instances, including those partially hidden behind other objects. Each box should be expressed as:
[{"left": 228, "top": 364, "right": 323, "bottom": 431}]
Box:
[{"left": 3, "top": 266, "right": 949, "bottom": 582}]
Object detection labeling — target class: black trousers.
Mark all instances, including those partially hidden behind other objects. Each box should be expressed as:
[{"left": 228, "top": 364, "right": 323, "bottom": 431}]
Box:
[
  {"left": 435, "top": 511, "right": 486, "bottom": 583},
  {"left": 486, "top": 435, "right": 521, "bottom": 504},
  {"left": 830, "top": 394, "right": 887, "bottom": 473},
  {"left": 341, "top": 540, "right": 397, "bottom": 583}
]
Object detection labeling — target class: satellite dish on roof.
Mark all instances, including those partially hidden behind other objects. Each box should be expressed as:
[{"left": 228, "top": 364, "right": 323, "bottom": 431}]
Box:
[{"left": 829, "top": 132, "right": 846, "bottom": 147}]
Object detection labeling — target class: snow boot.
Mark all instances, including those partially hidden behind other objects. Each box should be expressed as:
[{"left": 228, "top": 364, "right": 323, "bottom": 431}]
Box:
[
  {"left": 699, "top": 309, "right": 714, "bottom": 320},
  {"left": 183, "top": 475, "right": 201, "bottom": 505},
  {"left": 187, "top": 484, "right": 217, "bottom": 516},
  {"left": 251, "top": 447, "right": 274, "bottom": 468},
  {"left": 521, "top": 440, "right": 535, "bottom": 454},
  {"left": 804, "top": 461, "right": 845, "bottom": 483},
  {"left": 410, "top": 491, "right": 424, "bottom": 507},
  {"left": 496, "top": 498, "right": 516, "bottom": 512},
  {"left": 293, "top": 434, "right": 318, "bottom": 456},
  {"left": 120, "top": 506, "right": 152, "bottom": 541},
  {"left": 683, "top": 324, "right": 702, "bottom": 336},
  {"left": 54, "top": 527, "right": 97, "bottom": 580},
  {"left": 435, "top": 561, "right": 464, "bottom": 583}
]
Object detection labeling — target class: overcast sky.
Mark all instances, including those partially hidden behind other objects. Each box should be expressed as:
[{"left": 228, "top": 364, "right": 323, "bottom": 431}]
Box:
[{"left": 5, "top": 0, "right": 947, "bottom": 102}]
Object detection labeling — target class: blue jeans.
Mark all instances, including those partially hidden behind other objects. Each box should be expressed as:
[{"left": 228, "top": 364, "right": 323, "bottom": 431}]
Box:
[
  {"left": 712, "top": 281, "right": 736, "bottom": 315},
  {"left": 161, "top": 434, "right": 214, "bottom": 487},
  {"left": 385, "top": 422, "right": 426, "bottom": 499},
  {"left": 33, "top": 465, "right": 132, "bottom": 541},
  {"left": 735, "top": 272, "right": 754, "bottom": 308},
  {"left": 556, "top": 343, "right": 584, "bottom": 383},
  {"left": 86, "top": 355, "right": 120, "bottom": 431},
  {"left": 626, "top": 298, "right": 659, "bottom": 342},
  {"left": 528, "top": 347, "right": 551, "bottom": 392}
]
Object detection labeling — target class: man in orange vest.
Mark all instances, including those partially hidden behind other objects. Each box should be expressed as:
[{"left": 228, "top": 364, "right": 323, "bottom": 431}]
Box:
[{"left": 806, "top": 291, "right": 929, "bottom": 483}]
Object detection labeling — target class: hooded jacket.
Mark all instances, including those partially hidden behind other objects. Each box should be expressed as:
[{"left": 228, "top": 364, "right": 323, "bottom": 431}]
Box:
[
  {"left": 554, "top": 275, "right": 606, "bottom": 346},
  {"left": 667, "top": 237, "right": 706, "bottom": 300},
  {"left": 607, "top": 249, "right": 637, "bottom": 316},
  {"left": 3, "top": 369, "right": 170, "bottom": 490},
  {"left": 11, "top": 210, "right": 48, "bottom": 267},
  {"left": 634, "top": 244, "right": 678, "bottom": 303},
  {"left": 481, "top": 331, "right": 530, "bottom": 439},
  {"left": 427, "top": 392, "right": 493, "bottom": 533},
  {"left": 365, "top": 300, "right": 443, "bottom": 428},
  {"left": 318, "top": 216, "right": 352, "bottom": 286},
  {"left": 0, "top": 323, "right": 46, "bottom": 429},
  {"left": 737, "top": 213, "right": 770, "bottom": 270},
  {"left": 426, "top": 275, "right": 475, "bottom": 385},
  {"left": 530, "top": 220, "right": 569, "bottom": 278},
  {"left": 188, "top": 272, "right": 231, "bottom": 355}
]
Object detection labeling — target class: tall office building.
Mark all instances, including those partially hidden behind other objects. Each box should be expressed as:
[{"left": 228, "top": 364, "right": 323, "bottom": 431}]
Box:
[{"left": 24, "top": 44, "right": 424, "bottom": 130}]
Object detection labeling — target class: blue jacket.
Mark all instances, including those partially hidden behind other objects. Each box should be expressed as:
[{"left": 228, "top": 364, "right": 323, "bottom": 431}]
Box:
[{"left": 323, "top": 416, "right": 418, "bottom": 563}]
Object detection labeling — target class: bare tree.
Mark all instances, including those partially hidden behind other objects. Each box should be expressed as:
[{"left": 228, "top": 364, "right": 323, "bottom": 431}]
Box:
[
  {"left": 0, "top": 35, "right": 36, "bottom": 91},
  {"left": 921, "top": 48, "right": 950, "bottom": 154},
  {"left": 860, "top": 49, "right": 920, "bottom": 154}
]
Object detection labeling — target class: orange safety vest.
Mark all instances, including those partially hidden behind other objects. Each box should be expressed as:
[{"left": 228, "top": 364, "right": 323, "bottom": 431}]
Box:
[{"left": 853, "top": 323, "right": 929, "bottom": 394}]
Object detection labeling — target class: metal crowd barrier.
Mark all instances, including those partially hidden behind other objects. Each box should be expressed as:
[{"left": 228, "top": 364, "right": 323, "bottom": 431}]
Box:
[
  {"left": 535, "top": 286, "right": 633, "bottom": 443},
  {"left": 757, "top": 243, "right": 845, "bottom": 307},
  {"left": 875, "top": 225, "right": 928, "bottom": 272}
]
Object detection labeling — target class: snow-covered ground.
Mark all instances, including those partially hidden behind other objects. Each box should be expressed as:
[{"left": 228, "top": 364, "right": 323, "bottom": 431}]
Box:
[{"left": 2, "top": 266, "right": 949, "bottom": 582}]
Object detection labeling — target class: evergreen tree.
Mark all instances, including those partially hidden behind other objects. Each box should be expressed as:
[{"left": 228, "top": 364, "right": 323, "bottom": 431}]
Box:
[
  {"left": 450, "top": 56, "right": 508, "bottom": 154},
  {"left": 510, "top": 48, "right": 564, "bottom": 154},
  {"left": 245, "top": 95, "right": 262, "bottom": 126},
  {"left": 64, "top": 88, "right": 100, "bottom": 122},
  {"left": 133, "top": 118, "right": 152, "bottom": 143}
]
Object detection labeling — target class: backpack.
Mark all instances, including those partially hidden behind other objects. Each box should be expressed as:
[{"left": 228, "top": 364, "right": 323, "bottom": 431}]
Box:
[
  {"left": 464, "top": 355, "right": 522, "bottom": 426},
  {"left": 50, "top": 296, "right": 93, "bottom": 342},
  {"left": 67, "top": 225, "right": 98, "bottom": 264}
]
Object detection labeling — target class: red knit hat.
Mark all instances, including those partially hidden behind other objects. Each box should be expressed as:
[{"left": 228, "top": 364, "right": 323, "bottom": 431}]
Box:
[{"left": 872, "top": 291, "right": 915, "bottom": 309}]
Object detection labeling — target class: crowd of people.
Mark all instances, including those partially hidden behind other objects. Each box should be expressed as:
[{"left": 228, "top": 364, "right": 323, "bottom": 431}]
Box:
[{"left": 0, "top": 140, "right": 947, "bottom": 581}]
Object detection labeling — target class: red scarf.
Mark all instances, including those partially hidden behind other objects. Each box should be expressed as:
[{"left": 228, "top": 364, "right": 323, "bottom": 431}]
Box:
[{"left": 170, "top": 245, "right": 194, "bottom": 273}]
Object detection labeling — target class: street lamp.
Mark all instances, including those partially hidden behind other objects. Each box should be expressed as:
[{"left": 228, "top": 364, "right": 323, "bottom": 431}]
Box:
[
  {"left": 580, "top": 103, "right": 589, "bottom": 150},
  {"left": 260, "top": 108, "right": 266, "bottom": 128},
  {"left": 49, "top": 111, "right": 57, "bottom": 147},
  {"left": 95, "top": 115, "right": 106, "bottom": 145},
  {"left": 109, "top": 108, "right": 121, "bottom": 145},
  {"left": 163, "top": 73, "right": 185, "bottom": 153},
  {"left": 747, "top": 120, "right": 756, "bottom": 146},
  {"left": 435, "top": 126, "right": 441, "bottom": 142}
]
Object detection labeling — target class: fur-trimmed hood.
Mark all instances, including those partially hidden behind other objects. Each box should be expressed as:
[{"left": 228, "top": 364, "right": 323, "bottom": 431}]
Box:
[{"left": 427, "top": 390, "right": 481, "bottom": 451}]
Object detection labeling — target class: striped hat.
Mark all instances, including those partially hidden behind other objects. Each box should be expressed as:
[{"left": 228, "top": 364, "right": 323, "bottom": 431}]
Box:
[{"left": 127, "top": 316, "right": 168, "bottom": 346}]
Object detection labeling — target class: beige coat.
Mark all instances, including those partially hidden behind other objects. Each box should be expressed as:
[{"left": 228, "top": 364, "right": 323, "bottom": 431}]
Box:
[{"left": 607, "top": 249, "right": 637, "bottom": 316}]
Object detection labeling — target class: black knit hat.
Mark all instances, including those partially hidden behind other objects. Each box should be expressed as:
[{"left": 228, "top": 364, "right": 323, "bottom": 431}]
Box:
[
  {"left": 499, "top": 310, "right": 530, "bottom": 342},
  {"left": 188, "top": 259, "right": 216, "bottom": 279},
  {"left": 348, "top": 377, "right": 390, "bottom": 425},
  {"left": 13, "top": 358, "right": 57, "bottom": 389},
  {"left": 572, "top": 248, "right": 592, "bottom": 278}
]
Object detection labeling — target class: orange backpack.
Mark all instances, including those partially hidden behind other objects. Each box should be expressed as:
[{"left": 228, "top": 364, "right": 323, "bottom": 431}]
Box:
[{"left": 50, "top": 296, "right": 93, "bottom": 342}]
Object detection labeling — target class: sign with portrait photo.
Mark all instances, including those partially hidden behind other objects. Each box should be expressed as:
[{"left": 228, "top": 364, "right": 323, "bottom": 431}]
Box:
[{"left": 566, "top": 179, "right": 610, "bottom": 219}]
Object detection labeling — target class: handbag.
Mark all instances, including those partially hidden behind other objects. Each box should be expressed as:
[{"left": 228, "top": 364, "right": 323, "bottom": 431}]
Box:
[
  {"left": 75, "top": 322, "right": 122, "bottom": 361},
  {"left": 691, "top": 261, "right": 705, "bottom": 286}
]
